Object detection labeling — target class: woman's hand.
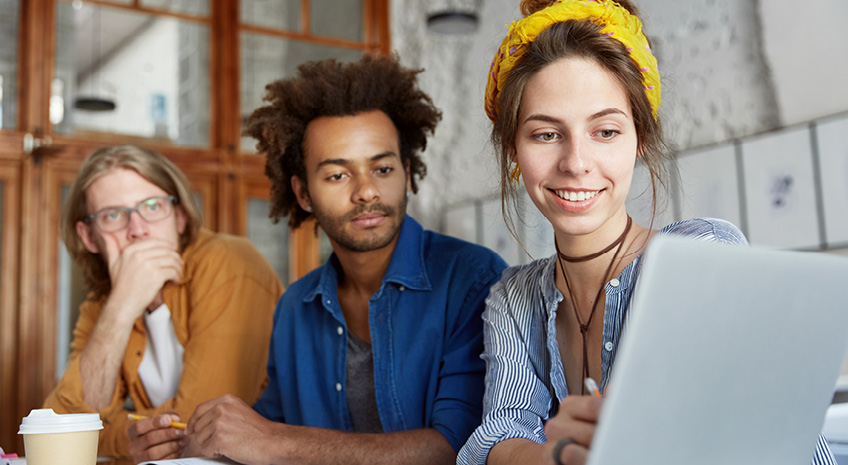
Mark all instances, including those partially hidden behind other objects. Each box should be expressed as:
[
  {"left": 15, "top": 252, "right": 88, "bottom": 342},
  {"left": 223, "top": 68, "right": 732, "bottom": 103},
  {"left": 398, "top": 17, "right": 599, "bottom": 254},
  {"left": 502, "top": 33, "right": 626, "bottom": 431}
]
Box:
[{"left": 543, "top": 395, "right": 603, "bottom": 465}]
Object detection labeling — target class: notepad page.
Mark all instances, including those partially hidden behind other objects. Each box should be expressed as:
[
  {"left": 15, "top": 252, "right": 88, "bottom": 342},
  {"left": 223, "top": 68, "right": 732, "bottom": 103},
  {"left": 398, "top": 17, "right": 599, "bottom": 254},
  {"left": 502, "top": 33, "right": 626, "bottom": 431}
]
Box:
[{"left": 140, "top": 458, "right": 235, "bottom": 465}]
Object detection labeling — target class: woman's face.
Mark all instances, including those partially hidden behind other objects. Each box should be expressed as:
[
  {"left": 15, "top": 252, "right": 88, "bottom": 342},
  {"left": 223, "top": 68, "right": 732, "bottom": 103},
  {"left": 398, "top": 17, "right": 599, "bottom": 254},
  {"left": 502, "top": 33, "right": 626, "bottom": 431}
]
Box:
[{"left": 514, "top": 56, "right": 639, "bottom": 241}]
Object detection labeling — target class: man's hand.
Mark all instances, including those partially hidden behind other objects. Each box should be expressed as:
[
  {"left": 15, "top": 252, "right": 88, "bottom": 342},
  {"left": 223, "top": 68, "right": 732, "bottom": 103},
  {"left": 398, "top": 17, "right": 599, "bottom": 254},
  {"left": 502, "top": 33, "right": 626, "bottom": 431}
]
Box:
[
  {"left": 543, "top": 395, "right": 602, "bottom": 465},
  {"left": 103, "top": 234, "right": 183, "bottom": 316},
  {"left": 187, "top": 394, "right": 279, "bottom": 464},
  {"left": 128, "top": 413, "right": 189, "bottom": 464}
]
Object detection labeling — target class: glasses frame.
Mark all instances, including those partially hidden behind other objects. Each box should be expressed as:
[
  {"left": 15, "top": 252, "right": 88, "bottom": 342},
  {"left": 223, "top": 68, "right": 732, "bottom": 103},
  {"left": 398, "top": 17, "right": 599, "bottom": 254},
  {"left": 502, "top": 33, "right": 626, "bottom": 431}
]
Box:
[{"left": 84, "top": 195, "right": 179, "bottom": 233}]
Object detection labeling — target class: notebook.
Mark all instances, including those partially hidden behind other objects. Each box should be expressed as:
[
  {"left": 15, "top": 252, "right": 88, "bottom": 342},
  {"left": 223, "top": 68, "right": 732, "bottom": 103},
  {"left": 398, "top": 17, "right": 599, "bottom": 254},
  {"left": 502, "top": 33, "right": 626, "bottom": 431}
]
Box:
[
  {"left": 587, "top": 235, "right": 848, "bottom": 465},
  {"left": 140, "top": 458, "right": 235, "bottom": 465}
]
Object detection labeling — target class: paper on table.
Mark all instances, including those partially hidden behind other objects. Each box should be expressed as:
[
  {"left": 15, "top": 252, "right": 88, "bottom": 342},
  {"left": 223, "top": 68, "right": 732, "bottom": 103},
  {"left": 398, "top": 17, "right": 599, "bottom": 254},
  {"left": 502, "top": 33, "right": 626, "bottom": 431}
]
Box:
[{"left": 140, "top": 458, "right": 236, "bottom": 465}]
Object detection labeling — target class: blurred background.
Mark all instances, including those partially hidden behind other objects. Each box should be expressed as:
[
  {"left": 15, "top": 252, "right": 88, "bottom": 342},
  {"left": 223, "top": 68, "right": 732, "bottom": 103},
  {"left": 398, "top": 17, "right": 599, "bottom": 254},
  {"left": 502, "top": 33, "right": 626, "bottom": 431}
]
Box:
[{"left": 0, "top": 0, "right": 846, "bottom": 455}]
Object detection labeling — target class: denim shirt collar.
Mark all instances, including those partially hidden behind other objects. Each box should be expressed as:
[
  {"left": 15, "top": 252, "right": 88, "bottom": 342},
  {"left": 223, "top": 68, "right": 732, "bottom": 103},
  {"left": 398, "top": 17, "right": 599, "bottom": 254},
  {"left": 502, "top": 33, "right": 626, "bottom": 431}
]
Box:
[{"left": 302, "top": 215, "right": 432, "bottom": 306}]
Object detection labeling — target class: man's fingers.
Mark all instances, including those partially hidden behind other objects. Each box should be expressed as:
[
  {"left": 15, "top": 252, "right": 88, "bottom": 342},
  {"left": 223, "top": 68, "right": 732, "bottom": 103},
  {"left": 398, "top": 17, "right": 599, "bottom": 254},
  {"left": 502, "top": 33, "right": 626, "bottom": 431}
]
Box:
[
  {"left": 138, "top": 436, "right": 189, "bottom": 463},
  {"left": 187, "top": 397, "right": 220, "bottom": 434},
  {"left": 102, "top": 233, "right": 121, "bottom": 270},
  {"left": 128, "top": 417, "right": 160, "bottom": 438},
  {"left": 131, "top": 418, "right": 186, "bottom": 444}
]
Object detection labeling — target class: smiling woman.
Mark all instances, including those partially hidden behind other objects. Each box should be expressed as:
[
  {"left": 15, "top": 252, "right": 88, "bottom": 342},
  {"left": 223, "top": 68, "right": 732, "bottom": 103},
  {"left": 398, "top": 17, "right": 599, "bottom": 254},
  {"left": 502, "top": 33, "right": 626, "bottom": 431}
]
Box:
[{"left": 452, "top": 1, "right": 835, "bottom": 465}]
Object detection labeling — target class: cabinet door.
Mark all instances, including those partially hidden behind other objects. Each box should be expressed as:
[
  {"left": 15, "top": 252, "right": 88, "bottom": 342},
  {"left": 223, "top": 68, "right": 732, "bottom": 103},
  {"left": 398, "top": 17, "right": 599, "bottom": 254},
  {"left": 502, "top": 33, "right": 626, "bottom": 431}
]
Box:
[{"left": 0, "top": 160, "right": 21, "bottom": 451}]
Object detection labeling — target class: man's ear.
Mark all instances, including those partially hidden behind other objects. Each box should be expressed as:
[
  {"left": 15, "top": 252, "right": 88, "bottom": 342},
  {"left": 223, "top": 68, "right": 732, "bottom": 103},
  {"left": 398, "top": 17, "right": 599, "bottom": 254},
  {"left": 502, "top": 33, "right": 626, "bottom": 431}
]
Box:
[
  {"left": 290, "top": 176, "right": 312, "bottom": 212},
  {"left": 76, "top": 221, "right": 100, "bottom": 254},
  {"left": 404, "top": 160, "right": 412, "bottom": 193}
]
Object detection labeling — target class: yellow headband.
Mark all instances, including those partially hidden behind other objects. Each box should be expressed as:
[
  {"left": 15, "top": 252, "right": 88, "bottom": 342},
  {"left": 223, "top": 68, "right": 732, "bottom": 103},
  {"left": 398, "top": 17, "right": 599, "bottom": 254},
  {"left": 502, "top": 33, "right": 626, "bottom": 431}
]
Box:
[{"left": 484, "top": 0, "right": 661, "bottom": 122}]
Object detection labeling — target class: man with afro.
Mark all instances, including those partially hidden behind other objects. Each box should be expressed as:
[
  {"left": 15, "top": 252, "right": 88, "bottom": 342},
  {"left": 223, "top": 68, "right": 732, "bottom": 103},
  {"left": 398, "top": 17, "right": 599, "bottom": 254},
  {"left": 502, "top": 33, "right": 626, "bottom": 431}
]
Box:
[{"left": 185, "top": 54, "right": 507, "bottom": 465}]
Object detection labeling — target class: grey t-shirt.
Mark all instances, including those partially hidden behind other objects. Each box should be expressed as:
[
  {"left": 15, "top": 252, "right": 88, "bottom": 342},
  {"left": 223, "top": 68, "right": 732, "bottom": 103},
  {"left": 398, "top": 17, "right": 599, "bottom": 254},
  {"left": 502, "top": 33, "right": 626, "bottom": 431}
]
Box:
[{"left": 346, "top": 331, "right": 383, "bottom": 433}]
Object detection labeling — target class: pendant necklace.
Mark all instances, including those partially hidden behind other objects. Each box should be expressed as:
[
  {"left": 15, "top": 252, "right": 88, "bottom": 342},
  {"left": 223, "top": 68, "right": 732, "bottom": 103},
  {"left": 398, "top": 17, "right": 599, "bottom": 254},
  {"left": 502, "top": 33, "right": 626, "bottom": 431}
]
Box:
[{"left": 555, "top": 215, "right": 632, "bottom": 394}]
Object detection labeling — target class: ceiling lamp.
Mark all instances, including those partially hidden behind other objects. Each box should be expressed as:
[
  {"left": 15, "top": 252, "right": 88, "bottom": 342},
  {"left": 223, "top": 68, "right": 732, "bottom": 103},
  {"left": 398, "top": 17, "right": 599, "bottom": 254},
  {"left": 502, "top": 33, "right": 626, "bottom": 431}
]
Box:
[
  {"left": 426, "top": 0, "right": 480, "bottom": 34},
  {"left": 74, "top": 7, "right": 116, "bottom": 112}
]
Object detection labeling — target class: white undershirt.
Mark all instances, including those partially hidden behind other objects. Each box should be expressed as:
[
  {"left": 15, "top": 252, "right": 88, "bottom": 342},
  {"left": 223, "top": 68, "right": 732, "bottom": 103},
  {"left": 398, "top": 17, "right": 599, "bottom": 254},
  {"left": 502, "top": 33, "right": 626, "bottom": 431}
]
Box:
[{"left": 137, "top": 303, "right": 185, "bottom": 408}]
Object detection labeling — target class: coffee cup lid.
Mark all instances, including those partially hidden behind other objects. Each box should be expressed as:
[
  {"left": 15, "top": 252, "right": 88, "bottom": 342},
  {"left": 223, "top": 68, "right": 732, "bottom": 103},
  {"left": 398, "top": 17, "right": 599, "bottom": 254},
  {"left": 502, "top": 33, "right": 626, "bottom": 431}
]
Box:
[{"left": 18, "top": 409, "right": 103, "bottom": 435}]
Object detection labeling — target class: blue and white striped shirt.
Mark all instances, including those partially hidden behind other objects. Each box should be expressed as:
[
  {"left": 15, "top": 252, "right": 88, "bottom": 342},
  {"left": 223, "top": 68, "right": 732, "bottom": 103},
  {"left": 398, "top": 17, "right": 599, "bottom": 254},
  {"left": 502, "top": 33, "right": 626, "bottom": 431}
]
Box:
[{"left": 458, "top": 218, "right": 836, "bottom": 465}]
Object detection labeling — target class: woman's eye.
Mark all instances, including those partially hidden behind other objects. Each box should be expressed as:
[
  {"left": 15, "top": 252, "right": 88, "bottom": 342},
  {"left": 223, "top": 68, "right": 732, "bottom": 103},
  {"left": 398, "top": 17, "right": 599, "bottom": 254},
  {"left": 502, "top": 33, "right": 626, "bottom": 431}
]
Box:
[
  {"left": 597, "top": 129, "right": 619, "bottom": 139},
  {"left": 536, "top": 132, "right": 558, "bottom": 142}
]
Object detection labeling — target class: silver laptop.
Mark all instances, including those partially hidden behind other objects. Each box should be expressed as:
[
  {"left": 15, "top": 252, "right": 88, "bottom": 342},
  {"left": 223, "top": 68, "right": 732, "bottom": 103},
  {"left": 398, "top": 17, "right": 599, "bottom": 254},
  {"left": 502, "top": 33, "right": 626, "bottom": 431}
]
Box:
[{"left": 587, "top": 235, "right": 848, "bottom": 465}]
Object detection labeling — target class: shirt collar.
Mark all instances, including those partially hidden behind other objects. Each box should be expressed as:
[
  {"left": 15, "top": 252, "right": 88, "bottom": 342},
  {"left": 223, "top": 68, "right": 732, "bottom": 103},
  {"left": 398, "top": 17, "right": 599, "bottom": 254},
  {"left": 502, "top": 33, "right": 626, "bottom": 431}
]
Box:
[{"left": 303, "top": 215, "right": 432, "bottom": 303}]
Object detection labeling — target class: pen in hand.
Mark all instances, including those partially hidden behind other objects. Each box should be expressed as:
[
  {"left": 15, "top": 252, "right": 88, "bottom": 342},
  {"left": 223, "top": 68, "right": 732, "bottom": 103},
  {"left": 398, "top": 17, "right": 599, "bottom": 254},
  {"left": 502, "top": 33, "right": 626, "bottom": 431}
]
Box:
[
  {"left": 127, "top": 413, "right": 187, "bottom": 429},
  {"left": 584, "top": 377, "right": 602, "bottom": 398}
]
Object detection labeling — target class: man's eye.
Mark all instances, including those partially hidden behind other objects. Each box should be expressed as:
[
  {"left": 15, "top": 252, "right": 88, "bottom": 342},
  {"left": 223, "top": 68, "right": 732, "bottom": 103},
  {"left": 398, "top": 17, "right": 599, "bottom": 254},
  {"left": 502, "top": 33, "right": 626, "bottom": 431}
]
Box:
[
  {"left": 377, "top": 166, "right": 393, "bottom": 174},
  {"left": 101, "top": 210, "right": 124, "bottom": 223},
  {"left": 142, "top": 200, "right": 160, "bottom": 212}
]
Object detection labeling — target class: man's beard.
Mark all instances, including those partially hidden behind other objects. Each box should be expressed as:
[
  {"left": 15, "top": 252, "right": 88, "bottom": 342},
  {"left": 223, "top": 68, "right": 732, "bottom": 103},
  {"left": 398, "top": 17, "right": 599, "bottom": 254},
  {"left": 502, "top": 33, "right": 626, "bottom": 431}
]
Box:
[{"left": 313, "top": 195, "right": 407, "bottom": 253}]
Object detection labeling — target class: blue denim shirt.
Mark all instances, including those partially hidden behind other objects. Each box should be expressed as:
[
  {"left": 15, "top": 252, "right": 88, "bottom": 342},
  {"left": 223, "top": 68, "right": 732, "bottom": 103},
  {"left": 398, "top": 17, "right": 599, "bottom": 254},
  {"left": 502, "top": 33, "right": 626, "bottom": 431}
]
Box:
[{"left": 254, "top": 216, "right": 507, "bottom": 452}]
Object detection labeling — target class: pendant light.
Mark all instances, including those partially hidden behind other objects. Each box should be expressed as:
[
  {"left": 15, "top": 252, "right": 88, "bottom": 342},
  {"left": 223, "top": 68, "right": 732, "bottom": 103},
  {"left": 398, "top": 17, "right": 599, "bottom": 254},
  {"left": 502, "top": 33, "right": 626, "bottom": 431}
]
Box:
[
  {"left": 74, "top": 6, "right": 116, "bottom": 112},
  {"left": 426, "top": 0, "right": 480, "bottom": 35}
]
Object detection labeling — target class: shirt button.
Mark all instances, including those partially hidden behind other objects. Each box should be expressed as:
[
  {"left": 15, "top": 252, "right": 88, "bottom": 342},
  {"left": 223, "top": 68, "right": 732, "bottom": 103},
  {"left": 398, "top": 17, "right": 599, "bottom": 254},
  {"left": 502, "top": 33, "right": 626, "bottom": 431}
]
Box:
[
  {"left": 337, "top": 326, "right": 343, "bottom": 336},
  {"left": 609, "top": 278, "right": 620, "bottom": 288},
  {"left": 398, "top": 285, "right": 406, "bottom": 292},
  {"left": 335, "top": 383, "right": 342, "bottom": 392},
  {"left": 325, "top": 299, "right": 331, "bottom": 305},
  {"left": 605, "top": 341, "right": 614, "bottom": 351}
]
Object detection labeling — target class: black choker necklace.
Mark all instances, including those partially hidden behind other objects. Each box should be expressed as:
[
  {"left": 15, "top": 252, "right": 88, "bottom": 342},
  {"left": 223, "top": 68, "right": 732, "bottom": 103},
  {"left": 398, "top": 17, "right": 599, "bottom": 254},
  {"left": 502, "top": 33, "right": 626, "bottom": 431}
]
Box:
[{"left": 555, "top": 216, "right": 632, "bottom": 394}]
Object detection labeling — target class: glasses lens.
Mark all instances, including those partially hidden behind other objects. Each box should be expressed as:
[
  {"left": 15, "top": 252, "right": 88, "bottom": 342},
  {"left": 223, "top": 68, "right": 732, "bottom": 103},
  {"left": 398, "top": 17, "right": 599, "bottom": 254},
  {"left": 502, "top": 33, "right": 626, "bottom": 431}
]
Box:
[
  {"left": 138, "top": 196, "right": 173, "bottom": 221},
  {"left": 96, "top": 208, "right": 128, "bottom": 232}
]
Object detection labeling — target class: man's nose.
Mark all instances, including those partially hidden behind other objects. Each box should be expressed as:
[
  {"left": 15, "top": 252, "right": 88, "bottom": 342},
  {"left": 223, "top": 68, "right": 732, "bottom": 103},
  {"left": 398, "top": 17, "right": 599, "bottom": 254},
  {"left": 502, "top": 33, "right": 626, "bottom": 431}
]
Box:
[
  {"left": 126, "top": 210, "right": 149, "bottom": 239},
  {"left": 352, "top": 175, "right": 379, "bottom": 204}
]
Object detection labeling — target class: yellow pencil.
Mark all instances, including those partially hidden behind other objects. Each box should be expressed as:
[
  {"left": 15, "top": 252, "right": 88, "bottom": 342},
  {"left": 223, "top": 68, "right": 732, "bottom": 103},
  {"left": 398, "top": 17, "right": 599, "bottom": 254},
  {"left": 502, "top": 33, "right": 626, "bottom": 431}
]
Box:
[{"left": 127, "top": 413, "right": 187, "bottom": 429}]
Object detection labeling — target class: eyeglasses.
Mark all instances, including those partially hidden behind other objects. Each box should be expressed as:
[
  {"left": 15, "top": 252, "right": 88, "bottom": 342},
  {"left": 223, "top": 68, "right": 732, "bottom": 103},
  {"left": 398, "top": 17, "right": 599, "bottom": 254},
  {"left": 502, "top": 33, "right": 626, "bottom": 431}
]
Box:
[{"left": 85, "top": 195, "right": 179, "bottom": 233}]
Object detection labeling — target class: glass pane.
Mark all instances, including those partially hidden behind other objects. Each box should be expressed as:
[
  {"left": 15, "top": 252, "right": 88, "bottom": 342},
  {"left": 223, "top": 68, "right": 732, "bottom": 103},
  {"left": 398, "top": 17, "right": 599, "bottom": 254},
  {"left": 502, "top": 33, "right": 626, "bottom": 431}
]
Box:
[
  {"left": 0, "top": 0, "right": 21, "bottom": 130},
  {"left": 241, "top": 0, "right": 300, "bottom": 31},
  {"left": 240, "top": 33, "right": 363, "bottom": 152},
  {"left": 141, "top": 0, "right": 210, "bottom": 17},
  {"left": 54, "top": 3, "right": 210, "bottom": 146},
  {"left": 56, "top": 185, "right": 87, "bottom": 379},
  {"left": 310, "top": 0, "right": 362, "bottom": 42},
  {"left": 247, "top": 198, "right": 290, "bottom": 285}
]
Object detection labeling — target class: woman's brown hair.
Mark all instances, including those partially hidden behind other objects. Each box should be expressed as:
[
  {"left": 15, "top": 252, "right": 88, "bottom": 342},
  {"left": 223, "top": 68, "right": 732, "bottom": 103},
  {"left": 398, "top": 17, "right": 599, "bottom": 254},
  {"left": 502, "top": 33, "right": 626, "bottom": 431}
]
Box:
[{"left": 496, "top": 0, "right": 671, "bottom": 241}]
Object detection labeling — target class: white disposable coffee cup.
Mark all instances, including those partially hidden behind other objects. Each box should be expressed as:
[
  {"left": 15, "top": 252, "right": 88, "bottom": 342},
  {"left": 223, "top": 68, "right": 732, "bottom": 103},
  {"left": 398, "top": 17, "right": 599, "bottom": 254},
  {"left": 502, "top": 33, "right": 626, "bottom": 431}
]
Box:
[{"left": 18, "top": 408, "right": 103, "bottom": 465}]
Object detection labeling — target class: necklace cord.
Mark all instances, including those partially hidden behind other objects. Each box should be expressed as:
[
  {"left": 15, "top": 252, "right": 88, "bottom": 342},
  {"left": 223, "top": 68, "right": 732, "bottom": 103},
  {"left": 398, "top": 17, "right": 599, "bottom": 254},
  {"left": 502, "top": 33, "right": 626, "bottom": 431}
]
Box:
[{"left": 555, "top": 216, "right": 633, "bottom": 394}]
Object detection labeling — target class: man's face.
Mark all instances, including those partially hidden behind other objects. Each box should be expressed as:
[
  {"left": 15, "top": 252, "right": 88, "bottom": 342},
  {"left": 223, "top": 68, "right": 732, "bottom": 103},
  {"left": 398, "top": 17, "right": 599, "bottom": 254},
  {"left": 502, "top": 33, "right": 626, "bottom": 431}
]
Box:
[
  {"left": 76, "top": 168, "right": 186, "bottom": 258},
  {"left": 293, "top": 110, "right": 410, "bottom": 254}
]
